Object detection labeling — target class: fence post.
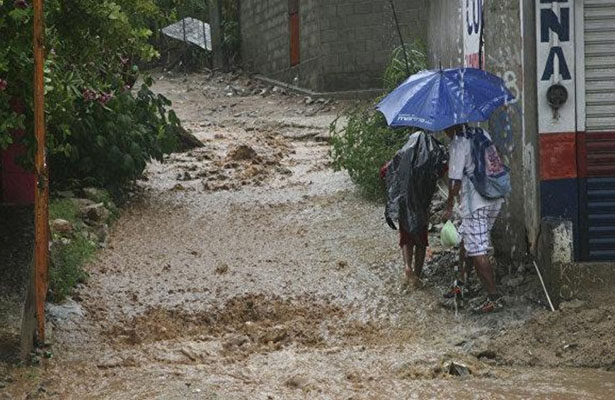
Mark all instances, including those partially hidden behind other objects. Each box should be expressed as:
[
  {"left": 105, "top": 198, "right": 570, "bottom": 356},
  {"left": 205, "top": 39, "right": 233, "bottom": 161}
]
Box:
[{"left": 33, "top": 0, "right": 49, "bottom": 344}]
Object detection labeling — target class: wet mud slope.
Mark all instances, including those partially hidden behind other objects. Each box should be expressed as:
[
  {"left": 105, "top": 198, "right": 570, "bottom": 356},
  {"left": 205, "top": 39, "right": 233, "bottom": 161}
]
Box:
[{"left": 2, "top": 72, "right": 615, "bottom": 399}]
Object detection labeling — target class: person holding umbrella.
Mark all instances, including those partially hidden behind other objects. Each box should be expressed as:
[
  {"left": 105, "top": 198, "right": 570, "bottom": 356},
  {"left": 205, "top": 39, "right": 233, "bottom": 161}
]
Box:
[
  {"left": 441, "top": 123, "right": 507, "bottom": 313},
  {"left": 377, "top": 67, "right": 514, "bottom": 314}
]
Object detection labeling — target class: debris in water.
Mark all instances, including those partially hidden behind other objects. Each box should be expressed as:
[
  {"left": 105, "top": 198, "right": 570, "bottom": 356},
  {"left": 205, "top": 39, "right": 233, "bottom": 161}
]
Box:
[
  {"left": 229, "top": 144, "right": 258, "bottom": 161},
  {"left": 215, "top": 264, "right": 229, "bottom": 274},
  {"left": 447, "top": 362, "right": 470, "bottom": 377}
]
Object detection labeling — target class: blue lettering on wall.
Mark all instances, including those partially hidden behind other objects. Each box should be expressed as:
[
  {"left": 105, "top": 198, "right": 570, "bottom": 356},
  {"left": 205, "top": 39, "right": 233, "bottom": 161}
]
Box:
[
  {"left": 541, "top": 46, "right": 572, "bottom": 81},
  {"left": 541, "top": 8, "right": 570, "bottom": 42},
  {"left": 466, "top": 0, "right": 481, "bottom": 35},
  {"left": 540, "top": 1, "right": 572, "bottom": 82}
]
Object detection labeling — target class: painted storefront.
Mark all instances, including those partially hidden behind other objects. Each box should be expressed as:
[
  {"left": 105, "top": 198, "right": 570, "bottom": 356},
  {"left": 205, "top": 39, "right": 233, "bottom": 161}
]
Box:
[{"left": 537, "top": 0, "right": 615, "bottom": 261}]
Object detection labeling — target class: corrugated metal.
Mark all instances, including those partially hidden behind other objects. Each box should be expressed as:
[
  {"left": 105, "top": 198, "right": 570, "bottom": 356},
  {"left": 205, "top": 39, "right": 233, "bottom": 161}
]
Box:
[
  {"left": 584, "top": 0, "right": 615, "bottom": 132},
  {"left": 586, "top": 177, "right": 615, "bottom": 260},
  {"left": 582, "top": 1, "right": 615, "bottom": 260}
]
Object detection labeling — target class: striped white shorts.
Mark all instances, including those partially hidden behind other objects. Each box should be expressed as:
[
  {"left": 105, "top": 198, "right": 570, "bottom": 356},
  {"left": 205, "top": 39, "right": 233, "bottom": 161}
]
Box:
[{"left": 459, "top": 203, "right": 502, "bottom": 257}]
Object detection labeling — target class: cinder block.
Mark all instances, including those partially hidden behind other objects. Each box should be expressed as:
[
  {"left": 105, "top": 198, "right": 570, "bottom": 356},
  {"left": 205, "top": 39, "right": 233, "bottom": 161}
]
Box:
[
  {"left": 354, "top": 1, "right": 375, "bottom": 15},
  {"left": 321, "top": 29, "right": 338, "bottom": 43}
]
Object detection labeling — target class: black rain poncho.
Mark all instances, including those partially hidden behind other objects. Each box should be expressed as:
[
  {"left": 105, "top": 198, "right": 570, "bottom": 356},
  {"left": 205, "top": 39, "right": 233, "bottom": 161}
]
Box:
[{"left": 385, "top": 131, "right": 448, "bottom": 234}]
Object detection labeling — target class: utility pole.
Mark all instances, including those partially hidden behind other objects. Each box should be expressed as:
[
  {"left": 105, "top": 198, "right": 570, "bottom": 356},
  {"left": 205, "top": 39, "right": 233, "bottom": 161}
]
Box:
[
  {"left": 33, "top": 0, "right": 49, "bottom": 344},
  {"left": 209, "top": 0, "right": 225, "bottom": 71}
]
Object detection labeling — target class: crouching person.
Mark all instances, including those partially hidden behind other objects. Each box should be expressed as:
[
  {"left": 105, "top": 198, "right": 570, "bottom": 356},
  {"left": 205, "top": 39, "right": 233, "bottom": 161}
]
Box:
[{"left": 443, "top": 124, "right": 510, "bottom": 314}]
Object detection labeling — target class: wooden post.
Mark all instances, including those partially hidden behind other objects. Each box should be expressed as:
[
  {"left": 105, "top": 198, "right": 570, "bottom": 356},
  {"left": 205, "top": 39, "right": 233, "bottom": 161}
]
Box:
[
  {"left": 209, "top": 0, "right": 224, "bottom": 71},
  {"left": 33, "top": 0, "right": 49, "bottom": 344}
]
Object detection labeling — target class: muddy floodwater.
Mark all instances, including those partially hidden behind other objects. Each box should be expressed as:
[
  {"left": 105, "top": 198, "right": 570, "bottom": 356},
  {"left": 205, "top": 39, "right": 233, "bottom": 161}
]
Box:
[{"left": 2, "top": 73, "right": 614, "bottom": 399}]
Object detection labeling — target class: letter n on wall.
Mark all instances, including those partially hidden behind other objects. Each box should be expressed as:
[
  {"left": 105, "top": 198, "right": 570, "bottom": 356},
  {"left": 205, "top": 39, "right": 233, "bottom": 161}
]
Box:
[{"left": 289, "top": 0, "right": 300, "bottom": 66}]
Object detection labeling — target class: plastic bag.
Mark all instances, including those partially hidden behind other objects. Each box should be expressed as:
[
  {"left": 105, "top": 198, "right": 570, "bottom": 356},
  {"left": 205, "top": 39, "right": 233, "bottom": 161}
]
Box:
[
  {"left": 384, "top": 131, "right": 448, "bottom": 233},
  {"left": 440, "top": 221, "right": 459, "bottom": 248}
]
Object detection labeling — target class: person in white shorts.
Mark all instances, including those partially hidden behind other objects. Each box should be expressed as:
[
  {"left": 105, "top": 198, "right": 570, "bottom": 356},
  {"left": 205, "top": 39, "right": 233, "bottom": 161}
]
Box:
[{"left": 442, "top": 124, "right": 505, "bottom": 314}]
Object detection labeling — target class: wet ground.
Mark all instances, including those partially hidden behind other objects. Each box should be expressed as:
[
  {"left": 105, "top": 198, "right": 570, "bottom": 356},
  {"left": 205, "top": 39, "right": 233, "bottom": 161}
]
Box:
[{"left": 2, "top": 72, "right": 615, "bottom": 399}]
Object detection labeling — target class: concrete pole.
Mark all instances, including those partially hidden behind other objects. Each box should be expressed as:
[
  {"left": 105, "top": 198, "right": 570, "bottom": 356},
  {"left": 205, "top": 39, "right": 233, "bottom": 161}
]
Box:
[{"left": 209, "top": 0, "right": 224, "bottom": 71}]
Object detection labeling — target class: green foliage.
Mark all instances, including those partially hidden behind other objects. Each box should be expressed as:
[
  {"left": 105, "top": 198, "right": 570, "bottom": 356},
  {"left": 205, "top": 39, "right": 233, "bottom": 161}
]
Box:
[
  {"left": 330, "top": 110, "right": 411, "bottom": 201},
  {"left": 330, "top": 43, "right": 428, "bottom": 201},
  {"left": 0, "top": 0, "right": 181, "bottom": 188},
  {"left": 49, "top": 198, "right": 79, "bottom": 224},
  {"left": 49, "top": 79, "right": 179, "bottom": 188},
  {"left": 383, "top": 41, "right": 428, "bottom": 91},
  {"left": 49, "top": 235, "right": 95, "bottom": 302}
]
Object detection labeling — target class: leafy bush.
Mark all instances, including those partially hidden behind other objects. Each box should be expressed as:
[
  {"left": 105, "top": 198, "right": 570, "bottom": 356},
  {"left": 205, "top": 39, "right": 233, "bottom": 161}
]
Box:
[
  {"left": 383, "top": 41, "right": 428, "bottom": 91},
  {"left": 49, "top": 79, "right": 180, "bottom": 189},
  {"left": 330, "top": 111, "right": 411, "bottom": 201},
  {"left": 330, "top": 42, "right": 428, "bottom": 201},
  {"left": 0, "top": 0, "right": 182, "bottom": 190}
]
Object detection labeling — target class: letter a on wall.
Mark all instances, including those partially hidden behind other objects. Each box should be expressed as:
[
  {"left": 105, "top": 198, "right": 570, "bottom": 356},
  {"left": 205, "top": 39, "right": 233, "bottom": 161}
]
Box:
[{"left": 536, "top": 0, "right": 576, "bottom": 134}]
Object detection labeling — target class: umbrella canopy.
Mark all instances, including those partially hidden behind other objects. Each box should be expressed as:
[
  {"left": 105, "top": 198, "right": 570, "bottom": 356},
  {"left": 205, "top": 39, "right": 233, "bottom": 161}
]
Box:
[
  {"left": 377, "top": 68, "right": 515, "bottom": 131},
  {"left": 162, "top": 17, "right": 211, "bottom": 51}
]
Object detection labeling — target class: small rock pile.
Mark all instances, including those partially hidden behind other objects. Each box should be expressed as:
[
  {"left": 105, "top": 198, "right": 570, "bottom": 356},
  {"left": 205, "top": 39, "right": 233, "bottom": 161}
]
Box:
[{"left": 50, "top": 188, "right": 114, "bottom": 249}]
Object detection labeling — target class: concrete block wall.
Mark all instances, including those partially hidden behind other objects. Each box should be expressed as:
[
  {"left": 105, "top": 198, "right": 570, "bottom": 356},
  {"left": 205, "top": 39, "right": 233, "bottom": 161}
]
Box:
[
  {"left": 240, "top": 0, "right": 291, "bottom": 82},
  {"left": 240, "top": 0, "right": 428, "bottom": 93},
  {"left": 318, "top": 0, "right": 428, "bottom": 92},
  {"left": 296, "top": 0, "right": 320, "bottom": 90}
]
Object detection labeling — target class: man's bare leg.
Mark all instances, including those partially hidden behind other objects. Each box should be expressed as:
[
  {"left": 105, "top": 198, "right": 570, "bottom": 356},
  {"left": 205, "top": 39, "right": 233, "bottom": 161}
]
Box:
[
  {"left": 459, "top": 243, "right": 472, "bottom": 282},
  {"left": 402, "top": 245, "right": 420, "bottom": 286},
  {"left": 472, "top": 255, "right": 497, "bottom": 295},
  {"left": 414, "top": 246, "right": 426, "bottom": 278}
]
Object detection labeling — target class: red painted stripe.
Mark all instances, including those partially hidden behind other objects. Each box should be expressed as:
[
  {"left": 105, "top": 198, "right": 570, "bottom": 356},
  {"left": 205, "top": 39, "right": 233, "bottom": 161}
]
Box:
[{"left": 540, "top": 132, "right": 578, "bottom": 180}]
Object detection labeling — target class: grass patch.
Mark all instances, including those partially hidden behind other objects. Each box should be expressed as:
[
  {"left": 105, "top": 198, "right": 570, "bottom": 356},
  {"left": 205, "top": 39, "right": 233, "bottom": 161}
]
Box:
[
  {"left": 49, "top": 198, "right": 79, "bottom": 223},
  {"left": 48, "top": 235, "right": 96, "bottom": 302}
]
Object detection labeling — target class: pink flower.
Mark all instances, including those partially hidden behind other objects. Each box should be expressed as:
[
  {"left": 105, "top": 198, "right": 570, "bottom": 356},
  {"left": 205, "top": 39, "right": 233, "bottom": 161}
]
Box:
[
  {"left": 0, "top": 79, "right": 7, "bottom": 92},
  {"left": 97, "top": 92, "right": 114, "bottom": 105},
  {"left": 82, "top": 89, "right": 97, "bottom": 102},
  {"left": 14, "top": 0, "right": 28, "bottom": 9}
]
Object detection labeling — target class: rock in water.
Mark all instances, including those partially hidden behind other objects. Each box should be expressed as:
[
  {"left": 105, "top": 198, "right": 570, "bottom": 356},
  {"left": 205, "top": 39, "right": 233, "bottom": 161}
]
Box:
[
  {"left": 229, "top": 145, "right": 257, "bottom": 161},
  {"left": 84, "top": 203, "right": 110, "bottom": 223}
]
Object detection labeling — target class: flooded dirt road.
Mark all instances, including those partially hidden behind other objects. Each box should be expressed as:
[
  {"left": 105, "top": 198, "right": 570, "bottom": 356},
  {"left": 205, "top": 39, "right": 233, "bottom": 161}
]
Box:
[{"left": 3, "top": 72, "right": 615, "bottom": 399}]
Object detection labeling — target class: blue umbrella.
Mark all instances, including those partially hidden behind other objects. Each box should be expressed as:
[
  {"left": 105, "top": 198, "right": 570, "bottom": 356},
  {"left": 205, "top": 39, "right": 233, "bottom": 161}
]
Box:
[{"left": 376, "top": 68, "right": 515, "bottom": 131}]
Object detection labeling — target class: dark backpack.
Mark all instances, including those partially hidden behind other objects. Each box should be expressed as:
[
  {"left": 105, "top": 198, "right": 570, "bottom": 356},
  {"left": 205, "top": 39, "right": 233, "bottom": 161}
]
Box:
[{"left": 464, "top": 127, "right": 511, "bottom": 199}]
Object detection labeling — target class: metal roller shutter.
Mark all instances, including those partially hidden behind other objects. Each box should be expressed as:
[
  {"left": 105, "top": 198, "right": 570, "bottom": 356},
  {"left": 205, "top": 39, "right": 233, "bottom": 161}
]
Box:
[
  {"left": 582, "top": 0, "right": 615, "bottom": 260},
  {"left": 585, "top": 0, "right": 615, "bottom": 131}
]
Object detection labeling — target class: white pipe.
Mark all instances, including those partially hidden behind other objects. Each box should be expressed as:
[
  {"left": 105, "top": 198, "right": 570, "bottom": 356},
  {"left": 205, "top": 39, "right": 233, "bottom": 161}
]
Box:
[{"left": 533, "top": 261, "right": 556, "bottom": 312}]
